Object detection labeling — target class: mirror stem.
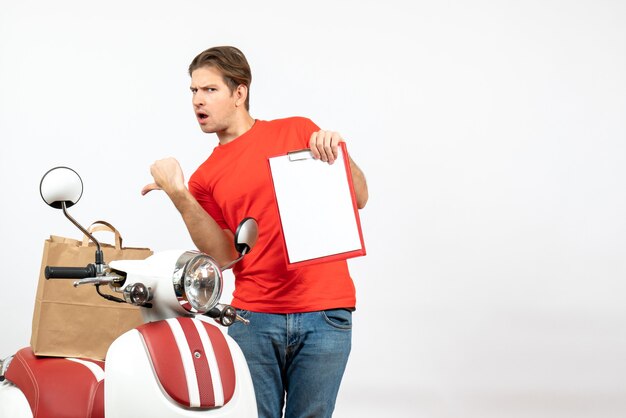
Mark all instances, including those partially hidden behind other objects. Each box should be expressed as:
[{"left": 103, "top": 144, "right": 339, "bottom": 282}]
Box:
[
  {"left": 61, "top": 201, "right": 102, "bottom": 255},
  {"left": 220, "top": 248, "right": 248, "bottom": 271}
]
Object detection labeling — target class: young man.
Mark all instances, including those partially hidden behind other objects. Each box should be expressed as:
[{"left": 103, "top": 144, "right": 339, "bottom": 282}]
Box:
[{"left": 142, "top": 46, "right": 368, "bottom": 418}]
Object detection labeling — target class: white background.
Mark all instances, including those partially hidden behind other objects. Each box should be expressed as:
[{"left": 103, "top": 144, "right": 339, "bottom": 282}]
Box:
[{"left": 1, "top": 1, "right": 625, "bottom": 417}]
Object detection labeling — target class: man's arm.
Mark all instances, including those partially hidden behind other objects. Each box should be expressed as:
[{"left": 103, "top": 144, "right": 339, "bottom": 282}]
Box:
[
  {"left": 309, "top": 130, "right": 369, "bottom": 209},
  {"left": 347, "top": 156, "right": 368, "bottom": 209},
  {"left": 141, "top": 157, "right": 238, "bottom": 266}
]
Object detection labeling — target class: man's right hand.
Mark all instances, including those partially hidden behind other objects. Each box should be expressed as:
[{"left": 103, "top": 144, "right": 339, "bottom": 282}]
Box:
[
  {"left": 141, "top": 157, "right": 186, "bottom": 196},
  {"left": 140, "top": 157, "right": 238, "bottom": 265}
]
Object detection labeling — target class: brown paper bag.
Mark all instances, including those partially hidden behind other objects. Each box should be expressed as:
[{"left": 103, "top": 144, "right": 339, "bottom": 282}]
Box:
[{"left": 30, "top": 221, "right": 153, "bottom": 360}]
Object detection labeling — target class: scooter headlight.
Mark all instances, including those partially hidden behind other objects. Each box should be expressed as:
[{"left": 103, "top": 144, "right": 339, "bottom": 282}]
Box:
[{"left": 173, "top": 251, "right": 223, "bottom": 314}]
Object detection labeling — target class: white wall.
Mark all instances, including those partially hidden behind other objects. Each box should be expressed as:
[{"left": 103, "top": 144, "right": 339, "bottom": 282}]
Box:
[{"left": 1, "top": 1, "right": 625, "bottom": 417}]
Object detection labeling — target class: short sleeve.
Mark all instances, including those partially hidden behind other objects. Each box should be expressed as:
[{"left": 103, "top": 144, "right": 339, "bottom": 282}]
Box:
[
  {"left": 188, "top": 177, "right": 229, "bottom": 230},
  {"left": 298, "top": 117, "right": 321, "bottom": 148}
]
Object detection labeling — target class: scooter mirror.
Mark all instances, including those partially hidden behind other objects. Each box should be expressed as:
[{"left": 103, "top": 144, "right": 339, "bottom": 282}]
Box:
[
  {"left": 234, "top": 217, "right": 258, "bottom": 255},
  {"left": 40, "top": 167, "right": 83, "bottom": 209}
]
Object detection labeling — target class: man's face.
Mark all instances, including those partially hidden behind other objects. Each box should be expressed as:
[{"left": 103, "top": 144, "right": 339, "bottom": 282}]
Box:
[{"left": 190, "top": 66, "right": 238, "bottom": 134}]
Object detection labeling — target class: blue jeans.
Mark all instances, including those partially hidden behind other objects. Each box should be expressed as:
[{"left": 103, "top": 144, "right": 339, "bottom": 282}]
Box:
[{"left": 228, "top": 309, "right": 352, "bottom": 418}]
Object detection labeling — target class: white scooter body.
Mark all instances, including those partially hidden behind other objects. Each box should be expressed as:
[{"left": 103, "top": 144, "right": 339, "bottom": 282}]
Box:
[
  {"left": 103, "top": 252, "right": 257, "bottom": 417},
  {"left": 0, "top": 251, "right": 257, "bottom": 417},
  {"left": 105, "top": 327, "right": 256, "bottom": 417}
]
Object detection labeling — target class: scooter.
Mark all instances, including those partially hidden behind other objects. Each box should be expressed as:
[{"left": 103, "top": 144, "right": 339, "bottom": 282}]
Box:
[{"left": 0, "top": 166, "right": 258, "bottom": 417}]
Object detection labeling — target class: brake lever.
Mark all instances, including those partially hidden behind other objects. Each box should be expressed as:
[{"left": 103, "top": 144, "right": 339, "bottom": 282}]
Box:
[{"left": 73, "top": 272, "right": 124, "bottom": 288}]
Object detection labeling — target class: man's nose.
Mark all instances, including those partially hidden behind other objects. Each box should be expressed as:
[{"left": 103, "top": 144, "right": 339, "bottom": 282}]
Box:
[{"left": 192, "top": 93, "right": 204, "bottom": 106}]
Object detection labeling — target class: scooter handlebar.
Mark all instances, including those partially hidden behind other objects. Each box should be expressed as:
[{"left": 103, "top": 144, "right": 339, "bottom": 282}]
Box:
[{"left": 45, "top": 264, "right": 97, "bottom": 279}]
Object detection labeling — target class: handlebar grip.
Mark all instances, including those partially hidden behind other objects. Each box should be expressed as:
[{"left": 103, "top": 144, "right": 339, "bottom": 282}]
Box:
[{"left": 45, "top": 264, "right": 97, "bottom": 279}]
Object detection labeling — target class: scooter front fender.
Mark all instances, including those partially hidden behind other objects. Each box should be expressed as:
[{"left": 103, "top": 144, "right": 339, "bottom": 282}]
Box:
[{"left": 105, "top": 318, "right": 257, "bottom": 417}]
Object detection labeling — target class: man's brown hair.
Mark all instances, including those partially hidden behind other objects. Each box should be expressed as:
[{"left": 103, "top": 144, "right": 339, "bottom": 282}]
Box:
[{"left": 189, "top": 46, "right": 252, "bottom": 110}]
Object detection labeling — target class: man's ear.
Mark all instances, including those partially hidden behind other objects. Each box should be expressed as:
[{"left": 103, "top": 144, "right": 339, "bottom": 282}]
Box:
[{"left": 235, "top": 84, "right": 248, "bottom": 107}]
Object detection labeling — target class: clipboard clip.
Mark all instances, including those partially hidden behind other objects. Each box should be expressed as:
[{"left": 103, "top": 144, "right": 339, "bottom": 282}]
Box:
[{"left": 288, "top": 149, "right": 314, "bottom": 162}]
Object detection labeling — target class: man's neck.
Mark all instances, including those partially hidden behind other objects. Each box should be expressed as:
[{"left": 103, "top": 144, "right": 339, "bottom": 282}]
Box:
[{"left": 216, "top": 113, "right": 256, "bottom": 145}]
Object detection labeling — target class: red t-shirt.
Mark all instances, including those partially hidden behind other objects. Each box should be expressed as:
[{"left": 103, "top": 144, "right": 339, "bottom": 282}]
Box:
[{"left": 188, "top": 117, "right": 356, "bottom": 313}]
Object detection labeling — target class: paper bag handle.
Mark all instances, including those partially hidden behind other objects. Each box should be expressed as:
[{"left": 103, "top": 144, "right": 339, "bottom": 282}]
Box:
[{"left": 81, "top": 220, "right": 123, "bottom": 249}]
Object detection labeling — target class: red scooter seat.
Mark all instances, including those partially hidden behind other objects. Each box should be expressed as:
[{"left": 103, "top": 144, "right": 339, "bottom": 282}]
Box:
[{"left": 6, "top": 347, "right": 105, "bottom": 418}]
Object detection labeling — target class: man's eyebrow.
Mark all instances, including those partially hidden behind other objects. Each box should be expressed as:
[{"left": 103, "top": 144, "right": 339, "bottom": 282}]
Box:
[{"left": 190, "top": 83, "right": 218, "bottom": 90}]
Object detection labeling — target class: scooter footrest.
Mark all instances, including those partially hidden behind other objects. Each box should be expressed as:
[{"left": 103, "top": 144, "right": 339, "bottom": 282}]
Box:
[{"left": 5, "top": 347, "right": 105, "bottom": 418}]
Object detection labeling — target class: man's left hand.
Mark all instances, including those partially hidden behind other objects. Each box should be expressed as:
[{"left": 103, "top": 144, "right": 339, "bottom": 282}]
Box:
[{"left": 309, "top": 130, "right": 344, "bottom": 165}]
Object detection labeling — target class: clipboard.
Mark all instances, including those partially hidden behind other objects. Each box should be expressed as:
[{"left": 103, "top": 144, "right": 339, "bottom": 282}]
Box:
[{"left": 268, "top": 142, "right": 366, "bottom": 269}]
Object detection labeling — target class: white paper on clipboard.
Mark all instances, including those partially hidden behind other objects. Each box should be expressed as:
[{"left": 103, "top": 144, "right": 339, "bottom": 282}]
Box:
[{"left": 268, "top": 144, "right": 364, "bottom": 266}]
